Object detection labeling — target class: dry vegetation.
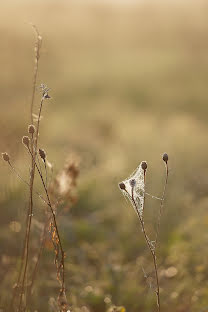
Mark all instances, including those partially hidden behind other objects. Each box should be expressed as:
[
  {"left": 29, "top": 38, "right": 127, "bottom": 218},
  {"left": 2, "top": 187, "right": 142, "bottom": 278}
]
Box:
[{"left": 1, "top": 0, "right": 208, "bottom": 311}]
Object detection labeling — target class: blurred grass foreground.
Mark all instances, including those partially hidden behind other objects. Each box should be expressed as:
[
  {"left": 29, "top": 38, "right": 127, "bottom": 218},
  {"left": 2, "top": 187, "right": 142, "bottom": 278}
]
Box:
[{"left": 1, "top": 0, "right": 208, "bottom": 311}]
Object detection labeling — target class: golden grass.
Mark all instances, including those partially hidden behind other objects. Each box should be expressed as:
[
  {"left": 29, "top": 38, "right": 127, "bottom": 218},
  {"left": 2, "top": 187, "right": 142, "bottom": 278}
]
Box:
[{"left": 1, "top": 0, "right": 208, "bottom": 311}]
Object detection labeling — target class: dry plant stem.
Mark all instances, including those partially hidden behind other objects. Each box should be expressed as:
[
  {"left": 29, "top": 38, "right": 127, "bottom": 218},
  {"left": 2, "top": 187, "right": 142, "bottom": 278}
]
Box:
[
  {"left": 18, "top": 97, "right": 44, "bottom": 311},
  {"left": 36, "top": 163, "right": 66, "bottom": 292},
  {"left": 155, "top": 163, "right": 169, "bottom": 248},
  {"left": 13, "top": 25, "right": 41, "bottom": 311},
  {"left": 29, "top": 216, "right": 48, "bottom": 294},
  {"left": 130, "top": 186, "right": 161, "bottom": 312},
  {"left": 10, "top": 211, "right": 29, "bottom": 310},
  {"left": 28, "top": 146, "right": 66, "bottom": 294},
  {"left": 9, "top": 155, "right": 35, "bottom": 311},
  {"left": 44, "top": 159, "right": 48, "bottom": 187},
  {"left": 30, "top": 24, "right": 42, "bottom": 124},
  {"left": 18, "top": 151, "right": 34, "bottom": 310}
]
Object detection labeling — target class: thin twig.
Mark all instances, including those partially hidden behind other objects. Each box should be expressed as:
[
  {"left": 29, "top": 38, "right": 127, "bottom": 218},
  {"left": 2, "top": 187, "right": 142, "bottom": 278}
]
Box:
[
  {"left": 30, "top": 24, "right": 42, "bottom": 124},
  {"left": 155, "top": 162, "right": 169, "bottom": 248},
  {"left": 28, "top": 215, "right": 48, "bottom": 294},
  {"left": 127, "top": 175, "right": 161, "bottom": 312},
  {"left": 27, "top": 132, "right": 66, "bottom": 300},
  {"left": 131, "top": 192, "right": 160, "bottom": 311},
  {"left": 11, "top": 25, "right": 42, "bottom": 312},
  {"left": 18, "top": 96, "right": 44, "bottom": 311}
]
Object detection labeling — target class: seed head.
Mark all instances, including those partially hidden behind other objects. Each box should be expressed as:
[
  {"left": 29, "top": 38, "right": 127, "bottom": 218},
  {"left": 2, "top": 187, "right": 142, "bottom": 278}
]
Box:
[
  {"left": 39, "top": 148, "right": 46, "bottom": 160},
  {"left": 129, "top": 179, "right": 136, "bottom": 188},
  {"left": 141, "top": 161, "right": 147, "bottom": 171},
  {"left": 2, "top": 152, "right": 10, "bottom": 162},
  {"left": 28, "top": 124, "right": 35, "bottom": 134},
  {"left": 119, "top": 182, "right": 126, "bottom": 191},
  {"left": 163, "top": 153, "right": 168, "bottom": 163},
  {"left": 22, "top": 136, "right": 30, "bottom": 147}
]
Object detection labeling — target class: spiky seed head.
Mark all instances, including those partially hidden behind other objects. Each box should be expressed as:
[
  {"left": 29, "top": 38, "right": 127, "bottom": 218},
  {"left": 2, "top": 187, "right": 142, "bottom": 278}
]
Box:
[
  {"left": 22, "top": 136, "right": 30, "bottom": 147},
  {"left": 119, "top": 182, "right": 126, "bottom": 191},
  {"left": 141, "top": 161, "right": 147, "bottom": 171},
  {"left": 163, "top": 153, "right": 168, "bottom": 163},
  {"left": 39, "top": 148, "right": 46, "bottom": 160},
  {"left": 28, "top": 124, "right": 35, "bottom": 134},
  {"left": 2, "top": 152, "right": 10, "bottom": 162},
  {"left": 129, "top": 179, "right": 136, "bottom": 188}
]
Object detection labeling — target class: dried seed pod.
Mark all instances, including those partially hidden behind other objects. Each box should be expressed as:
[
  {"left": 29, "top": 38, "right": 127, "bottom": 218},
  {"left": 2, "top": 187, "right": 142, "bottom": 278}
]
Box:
[
  {"left": 39, "top": 148, "right": 46, "bottom": 160},
  {"left": 163, "top": 153, "right": 168, "bottom": 163},
  {"left": 119, "top": 182, "right": 126, "bottom": 191},
  {"left": 28, "top": 124, "right": 35, "bottom": 134},
  {"left": 2, "top": 152, "right": 10, "bottom": 162},
  {"left": 141, "top": 161, "right": 147, "bottom": 171},
  {"left": 22, "top": 136, "right": 30, "bottom": 147}
]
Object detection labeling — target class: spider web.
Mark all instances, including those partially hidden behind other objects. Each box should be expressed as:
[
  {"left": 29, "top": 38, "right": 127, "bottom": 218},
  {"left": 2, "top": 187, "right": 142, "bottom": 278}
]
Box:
[{"left": 119, "top": 162, "right": 145, "bottom": 217}]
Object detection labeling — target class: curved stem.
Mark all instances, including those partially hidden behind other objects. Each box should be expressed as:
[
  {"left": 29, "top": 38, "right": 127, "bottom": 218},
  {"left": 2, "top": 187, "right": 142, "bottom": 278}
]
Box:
[
  {"left": 155, "top": 163, "right": 169, "bottom": 248},
  {"left": 130, "top": 186, "right": 161, "bottom": 312}
]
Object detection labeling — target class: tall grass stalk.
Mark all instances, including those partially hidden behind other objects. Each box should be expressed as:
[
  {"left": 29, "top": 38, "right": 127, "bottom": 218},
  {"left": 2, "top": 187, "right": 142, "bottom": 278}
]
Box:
[{"left": 119, "top": 155, "right": 169, "bottom": 312}]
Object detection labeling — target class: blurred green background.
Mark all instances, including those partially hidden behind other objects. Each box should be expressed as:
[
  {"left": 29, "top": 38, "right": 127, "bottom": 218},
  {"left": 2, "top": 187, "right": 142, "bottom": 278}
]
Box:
[{"left": 1, "top": 0, "right": 208, "bottom": 311}]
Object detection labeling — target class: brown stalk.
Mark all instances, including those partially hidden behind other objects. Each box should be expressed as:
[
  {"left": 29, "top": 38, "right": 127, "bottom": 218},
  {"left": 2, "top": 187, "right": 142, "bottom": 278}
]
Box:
[
  {"left": 18, "top": 96, "right": 44, "bottom": 311},
  {"left": 29, "top": 148, "right": 66, "bottom": 295},
  {"left": 28, "top": 216, "right": 48, "bottom": 294},
  {"left": 10, "top": 27, "right": 42, "bottom": 309},
  {"left": 30, "top": 24, "right": 42, "bottom": 125},
  {"left": 155, "top": 162, "right": 169, "bottom": 248},
  {"left": 129, "top": 181, "right": 161, "bottom": 312}
]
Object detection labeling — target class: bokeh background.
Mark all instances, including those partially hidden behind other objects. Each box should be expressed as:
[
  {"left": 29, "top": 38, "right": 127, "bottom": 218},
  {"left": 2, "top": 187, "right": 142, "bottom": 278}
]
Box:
[{"left": 1, "top": 0, "right": 208, "bottom": 311}]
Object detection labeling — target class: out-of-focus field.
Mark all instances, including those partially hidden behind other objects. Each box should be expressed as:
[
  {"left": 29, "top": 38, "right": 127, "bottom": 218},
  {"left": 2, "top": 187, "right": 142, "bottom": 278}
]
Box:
[{"left": 1, "top": 0, "right": 208, "bottom": 311}]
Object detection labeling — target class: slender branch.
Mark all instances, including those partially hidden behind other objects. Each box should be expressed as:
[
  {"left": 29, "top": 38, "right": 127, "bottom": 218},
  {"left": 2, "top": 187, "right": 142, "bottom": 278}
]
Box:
[
  {"left": 28, "top": 215, "right": 48, "bottom": 294},
  {"left": 30, "top": 24, "right": 42, "bottom": 124},
  {"left": 10, "top": 25, "right": 42, "bottom": 311},
  {"left": 10, "top": 211, "right": 29, "bottom": 311},
  {"left": 155, "top": 162, "right": 169, "bottom": 248},
  {"left": 18, "top": 97, "right": 44, "bottom": 311},
  {"left": 27, "top": 143, "right": 66, "bottom": 295},
  {"left": 129, "top": 180, "right": 161, "bottom": 312}
]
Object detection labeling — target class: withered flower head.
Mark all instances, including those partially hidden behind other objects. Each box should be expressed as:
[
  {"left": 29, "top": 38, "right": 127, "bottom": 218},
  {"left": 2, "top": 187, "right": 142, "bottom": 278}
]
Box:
[
  {"left": 39, "top": 148, "right": 46, "bottom": 160},
  {"left": 119, "top": 182, "right": 126, "bottom": 191},
  {"left": 2, "top": 152, "right": 10, "bottom": 162},
  {"left": 162, "top": 153, "right": 169, "bottom": 163},
  {"left": 22, "top": 136, "right": 30, "bottom": 147},
  {"left": 28, "top": 124, "right": 35, "bottom": 134},
  {"left": 141, "top": 161, "right": 147, "bottom": 171}
]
